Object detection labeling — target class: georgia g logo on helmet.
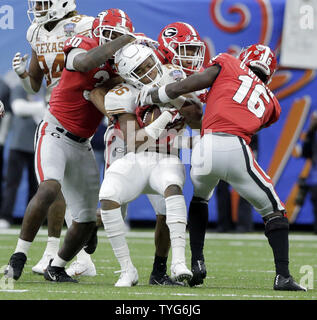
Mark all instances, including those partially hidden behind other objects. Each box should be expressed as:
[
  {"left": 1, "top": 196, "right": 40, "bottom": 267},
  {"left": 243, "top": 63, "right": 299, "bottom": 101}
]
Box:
[{"left": 162, "top": 27, "right": 178, "bottom": 38}]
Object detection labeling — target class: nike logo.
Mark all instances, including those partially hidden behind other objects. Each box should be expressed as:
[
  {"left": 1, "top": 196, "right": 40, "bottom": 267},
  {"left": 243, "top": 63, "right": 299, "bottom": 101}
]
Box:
[
  {"left": 47, "top": 269, "right": 57, "bottom": 281},
  {"left": 74, "top": 268, "right": 88, "bottom": 276}
]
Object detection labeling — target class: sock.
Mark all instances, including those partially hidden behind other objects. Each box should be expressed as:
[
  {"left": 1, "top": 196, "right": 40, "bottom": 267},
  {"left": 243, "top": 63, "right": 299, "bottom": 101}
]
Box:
[
  {"left": 152, "top": 255, "right": 168, "bottom": 275},
  {"left": 44, "top": 237, "right": 60, "bottom": 256},
  {"left": 266, "top": 229, "right": 290, "bottom": 278},
  {"left": 76, "top": 248, "right": 92, "bottom": 264},
  {"left": 165, "top": 195, "right": 187, "bottom": 266},
  {"left": 51, "top": 254, "right": 67, "bottom": 268},
  {"left": 14, "top": 238, "right": 32, "bottom": 255},
  {"left": 188, "top": 197, "right": 209, "bottom": 262},
  {"left": 101, "top": 207, "right": 133, "bottom": 270}
]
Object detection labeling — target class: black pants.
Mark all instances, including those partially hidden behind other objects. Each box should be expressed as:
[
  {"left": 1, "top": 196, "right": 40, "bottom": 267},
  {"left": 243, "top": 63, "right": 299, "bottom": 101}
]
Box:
[
  {"left": 216, "top": 180, "right": 254, "bottom": 232},
  {"left": 0, "top": 149, "right": 37, "bottom": 223},
  {"left": 216, "top": 180, "right": 234, "bottom": 232}
]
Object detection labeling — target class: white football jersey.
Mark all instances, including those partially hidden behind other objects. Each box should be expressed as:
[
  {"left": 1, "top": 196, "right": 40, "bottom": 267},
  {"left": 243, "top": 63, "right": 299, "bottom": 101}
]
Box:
[
  {"left": 27, "top": 15, "right": 94, "bottom": 103},
  {"left": 105, "top": 64, "right": 187, "bottom": 116}
]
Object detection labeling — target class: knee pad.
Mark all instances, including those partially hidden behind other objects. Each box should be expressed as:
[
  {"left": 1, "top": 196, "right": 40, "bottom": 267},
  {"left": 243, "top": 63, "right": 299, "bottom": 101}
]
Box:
[
  {"left": 165, "top": 195, "right": 187, "bottom": 225},
  {"left": 263, "top": 211, "right": 289, "bottom": 237}
]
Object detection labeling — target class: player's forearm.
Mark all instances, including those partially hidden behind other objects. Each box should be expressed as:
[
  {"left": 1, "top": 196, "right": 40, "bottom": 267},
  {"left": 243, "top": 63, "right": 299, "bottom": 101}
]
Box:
[
  {"left": 90, "top": 87, "right": 108, "bottom": 116},
  {"left": 147, "top": 65, "right": 221, "bottom": 105},
  {"left": 179, "top": 102, "right": 203, "bottom": 130},
  {"left": 74, "top": 34, "right": 135, "bottom": 72},
  {"left": 18, "top": 73, "right": 41, "bottom": 94}
]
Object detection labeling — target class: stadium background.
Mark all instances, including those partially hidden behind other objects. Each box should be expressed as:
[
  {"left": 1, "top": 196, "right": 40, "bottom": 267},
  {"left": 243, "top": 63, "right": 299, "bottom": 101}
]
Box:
[{"left": 0, "top": 0, "right": 316, "bottom": 226}]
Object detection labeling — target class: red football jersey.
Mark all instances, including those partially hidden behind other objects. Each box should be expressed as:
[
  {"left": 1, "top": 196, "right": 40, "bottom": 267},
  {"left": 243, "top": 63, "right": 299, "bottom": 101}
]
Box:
[
  {"left": 202, "top": 53, "right": 281, "bottom": 144},
  {"left": 49, "top": 35, "right": 114, "bottom": 138}
]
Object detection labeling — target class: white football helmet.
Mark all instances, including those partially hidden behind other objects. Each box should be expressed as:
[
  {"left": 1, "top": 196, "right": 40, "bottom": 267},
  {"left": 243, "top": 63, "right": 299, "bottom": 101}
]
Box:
[
  {"left": 27, "top": 0, "right": 76, "bottom": 25},
  {"left": 115, "top": 43, "right": 163, "bottom": 89}
]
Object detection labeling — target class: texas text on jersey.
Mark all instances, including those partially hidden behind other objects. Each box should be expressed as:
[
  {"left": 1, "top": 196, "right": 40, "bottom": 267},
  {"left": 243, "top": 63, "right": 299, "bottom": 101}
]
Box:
[
  {"left": 202, "top": 53, "right": 281, "bottom": 144},
  {"left": 49, "top": 35, "right": 115, "bottom": 138},
  {"left": 27, "top": 14, "right": 94, "bottom": 102}
]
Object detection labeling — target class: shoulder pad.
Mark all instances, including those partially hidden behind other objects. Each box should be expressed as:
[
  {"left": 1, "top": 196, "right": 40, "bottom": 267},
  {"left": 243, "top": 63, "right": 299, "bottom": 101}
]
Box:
[
  {"left": 26, "top": 23, "right": 40, "bottom": 48},
  {"left": 105, "top": 84, "right": 139, "bottom": 116},
  {"left": 72, "top": 15, "right": 94, "bottom": 37}
]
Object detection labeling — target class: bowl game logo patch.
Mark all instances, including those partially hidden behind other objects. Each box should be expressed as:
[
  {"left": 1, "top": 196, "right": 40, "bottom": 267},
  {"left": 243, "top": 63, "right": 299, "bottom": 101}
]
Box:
[
  {"left": 64, "top": 23, "right": 76, "bottom": 37},
  {"left": 170, "top": 70, "right": 184, "bottom": 81}
]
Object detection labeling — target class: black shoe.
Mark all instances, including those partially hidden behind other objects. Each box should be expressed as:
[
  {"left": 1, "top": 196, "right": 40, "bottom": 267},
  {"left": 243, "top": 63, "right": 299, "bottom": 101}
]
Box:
[
  {"left": 274, "top": 274, "right": 307, "bottom": 291},
  {"left": 149, "top": 273, "right": 184, "bottom": 286},
  {"left": 188, "top": 259, "right": 207, "bottom": 287},
  {"left": 4, "top": 252, "right": 27, "bottom": 280},
  {"left": 44, "top": 259, "right": 78, "bottom": 283},
  {"left": 84, "top": 226, "right": 98, "bottom": 254}
]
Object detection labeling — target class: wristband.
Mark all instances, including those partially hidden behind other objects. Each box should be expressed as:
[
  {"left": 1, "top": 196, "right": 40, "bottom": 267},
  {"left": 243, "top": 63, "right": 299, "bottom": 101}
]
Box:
[{"left": 157, "top": 85, "right": 171, "bottom": 104}]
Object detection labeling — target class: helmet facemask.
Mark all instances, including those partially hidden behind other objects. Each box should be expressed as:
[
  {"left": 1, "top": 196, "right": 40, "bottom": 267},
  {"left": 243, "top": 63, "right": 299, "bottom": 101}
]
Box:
[
  {"left": 170, "top": 41, "right": 205, "bottom": 74},
  {"left": 93, "top": 25, "right": 130, "bottom": 45},
  {"left": 115, "top": 44, "right": 163, "bottom": 90},
  {"left": 27, "top": 0, "right": 76, "bottom": 25}
]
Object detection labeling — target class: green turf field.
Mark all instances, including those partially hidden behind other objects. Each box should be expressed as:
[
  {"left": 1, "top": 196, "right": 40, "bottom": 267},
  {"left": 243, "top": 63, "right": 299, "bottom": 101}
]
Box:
[{"left": 0, "top": 228, "right": 316, "bottom": 300}]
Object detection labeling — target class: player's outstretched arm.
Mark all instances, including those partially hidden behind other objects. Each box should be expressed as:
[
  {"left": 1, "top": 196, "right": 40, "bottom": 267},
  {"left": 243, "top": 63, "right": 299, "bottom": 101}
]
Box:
[
  {"left": 143, "top": 65, "right": 221, "bottom": 107},
  {"left": 73, "top": 34, "right": 136, "bottom": 73},
  {"left": 12, "top": 49, "right": 44, "bottom": 94},
  {"left": 90, "top": 77, "right": 125, "bottom": 116}
]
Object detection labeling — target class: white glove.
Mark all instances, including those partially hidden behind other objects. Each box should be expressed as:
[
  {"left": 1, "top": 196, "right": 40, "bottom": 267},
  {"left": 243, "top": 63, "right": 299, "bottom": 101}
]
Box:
[
  {"left": 137, "top": 85, "right": 154, "bottom": 106},
  {"left": 12, "top": 52, "right": 29, "bottom": 76},
  {"left": 0, "top": 100, "right": 5, "bottom": 118}
]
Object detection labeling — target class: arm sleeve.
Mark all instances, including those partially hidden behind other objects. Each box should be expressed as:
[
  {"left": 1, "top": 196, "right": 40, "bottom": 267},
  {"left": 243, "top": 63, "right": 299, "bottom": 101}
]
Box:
[
  {"left": 65, "top": 48, "right": 87, "bottom": 71},
  {"left": 10, "top": 85, "right": 46, "bottom": 118}
]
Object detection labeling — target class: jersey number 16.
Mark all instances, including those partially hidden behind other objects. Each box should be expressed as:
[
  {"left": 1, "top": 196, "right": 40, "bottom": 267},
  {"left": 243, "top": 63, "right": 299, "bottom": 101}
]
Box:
[{"left": 233, "top": 75, "right": 270, "bottom": 118}]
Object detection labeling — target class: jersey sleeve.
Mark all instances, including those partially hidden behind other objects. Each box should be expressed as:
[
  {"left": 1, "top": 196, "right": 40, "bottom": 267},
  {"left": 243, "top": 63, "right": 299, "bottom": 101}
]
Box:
[
  {"left": 73, "top": 15, "right": 94, "bottom": 37},
  {"left": 26, "top": 23, "right": 39, "bottom": 51},
  {"left": 264, "top": 96, "right": 281, "bottom": 128},
  {"left": 206, "top": 52, "right": 233, "bottom": 68},
  {"left": 104, "top": 84, "right": 139, "bottom": 116},
  {"left": 63, "top": 35, "right": 97, "bottom": 55}
]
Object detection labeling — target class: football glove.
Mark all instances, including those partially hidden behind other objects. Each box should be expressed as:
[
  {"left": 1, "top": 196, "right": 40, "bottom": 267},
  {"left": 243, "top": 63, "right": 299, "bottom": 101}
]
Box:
[{"left": 12, "top": 52, "right": 29, "bottom": 76}]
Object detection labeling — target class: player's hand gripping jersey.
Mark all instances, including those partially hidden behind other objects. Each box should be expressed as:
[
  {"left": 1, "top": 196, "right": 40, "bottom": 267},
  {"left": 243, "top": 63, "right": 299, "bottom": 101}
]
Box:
[
  {"left": 105, "top": 64, "right": 187, "bottom": 151},
  {"left": 27, "top": 15, "right": 94, "bottom": 102},
  {"left": 49, "top": 35, "right": 115, "bottom": 138},
  {"left": 202, "top": 53, "right": 281, "bottom": 144}
]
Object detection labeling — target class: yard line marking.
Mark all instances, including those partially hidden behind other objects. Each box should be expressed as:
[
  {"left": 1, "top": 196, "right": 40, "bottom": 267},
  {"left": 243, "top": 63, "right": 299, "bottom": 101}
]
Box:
[
  {"left": 0, "top": 289, "right": 29, "bottom": 293},
  {"left": 1, "top": 229, "right": 317, "bottom": 241}
]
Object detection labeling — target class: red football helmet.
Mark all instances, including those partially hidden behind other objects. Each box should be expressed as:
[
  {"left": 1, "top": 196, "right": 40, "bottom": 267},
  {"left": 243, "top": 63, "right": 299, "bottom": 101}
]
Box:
[
  {"left": 92, "top": 9, "right": 134, "bottom": 45},
  {"left": 157, "top": 22, "right": 206, "bottom": 74},
  {"left": 238, "top": 44, "right": 277, "bottom": 83}
]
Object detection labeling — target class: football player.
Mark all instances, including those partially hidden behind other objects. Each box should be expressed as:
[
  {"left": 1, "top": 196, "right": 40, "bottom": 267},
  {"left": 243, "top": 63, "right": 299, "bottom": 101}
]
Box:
[
  {"left": 90, "top": 42, "right": 206, "bottom": 287},
  {"left": 5, "top": 9, "right": 136, "bottom": 282},
  {"left": 91, "top": 23, "right": 205, "bottom": 286},
  {"left": 12, "top": 0, "right": 96, "bottom": 277},
  {"left": 140, "top": 44, "right": 307, "bottom": 291},
  {"left": 156, "top": 22, "right": 208, "bottom": 286}
]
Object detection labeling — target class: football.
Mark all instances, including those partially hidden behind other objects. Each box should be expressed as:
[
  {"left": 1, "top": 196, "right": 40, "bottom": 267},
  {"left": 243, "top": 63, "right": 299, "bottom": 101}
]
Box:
[{"left": 142, "top": 105, "right": 162, "bottom": 126}]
